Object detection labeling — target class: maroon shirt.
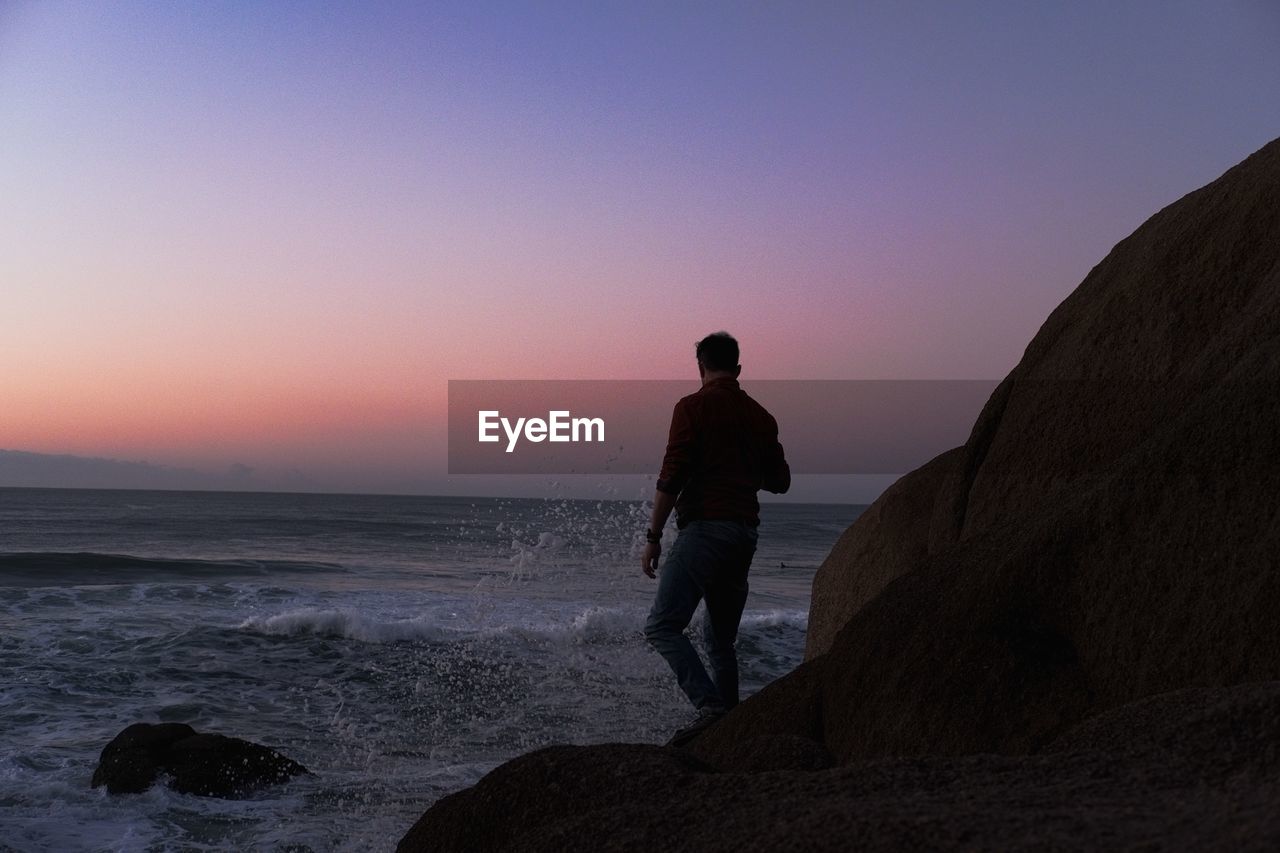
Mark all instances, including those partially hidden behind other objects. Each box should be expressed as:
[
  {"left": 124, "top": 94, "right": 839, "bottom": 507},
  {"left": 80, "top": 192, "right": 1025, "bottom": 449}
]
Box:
[{"left": 655, "top": 377, "right": 791, "bottom": 528}]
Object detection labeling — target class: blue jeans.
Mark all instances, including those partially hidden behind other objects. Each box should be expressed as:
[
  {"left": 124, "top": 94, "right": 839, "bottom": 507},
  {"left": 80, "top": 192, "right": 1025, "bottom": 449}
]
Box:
[{"left": 644, "top": 520, "right": 759, "bottom": 712}]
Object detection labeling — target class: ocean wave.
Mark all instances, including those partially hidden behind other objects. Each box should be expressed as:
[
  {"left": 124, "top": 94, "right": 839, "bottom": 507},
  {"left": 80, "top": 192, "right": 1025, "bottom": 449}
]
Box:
[
  {"left": 237, "top": 605, "right": 809, "bottom": 647},
  {"left": 0, "top": 551, "right": 348, "bottom": 586},
  {"left": 239, "top": 608, "right": 447, "bottom": 644},
  {"left": 500, "top": 605, "right": 640, "bottom": 645},
  {"left": 740, "top": 609, "right": 809, "bottom": 629}
]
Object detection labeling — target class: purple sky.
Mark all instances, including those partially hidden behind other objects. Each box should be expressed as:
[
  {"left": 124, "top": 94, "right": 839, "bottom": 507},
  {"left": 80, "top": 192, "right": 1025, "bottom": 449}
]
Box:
[{"left": 2, "top": 1, "right": 1278, "bottom": 500}]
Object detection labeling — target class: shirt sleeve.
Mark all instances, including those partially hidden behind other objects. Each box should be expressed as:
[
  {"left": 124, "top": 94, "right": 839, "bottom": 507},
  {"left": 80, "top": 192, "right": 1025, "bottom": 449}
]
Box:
[
  {"left": 655, "top": 397, "right": 696, "bottom": 495},
  {"left": 760, "top": 415, "right": 791, "bottom": 494}
]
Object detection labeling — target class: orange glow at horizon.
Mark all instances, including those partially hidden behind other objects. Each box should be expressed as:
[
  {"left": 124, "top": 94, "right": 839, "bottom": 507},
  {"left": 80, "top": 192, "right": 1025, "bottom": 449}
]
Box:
[{"left": 5, "top": 2, "right": 1277, "bottom": 493}]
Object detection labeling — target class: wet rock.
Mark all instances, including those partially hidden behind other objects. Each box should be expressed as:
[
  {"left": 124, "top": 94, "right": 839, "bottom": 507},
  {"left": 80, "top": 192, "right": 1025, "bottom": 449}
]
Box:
[{"left": 91, "top": 722, "right": 310, "bottom": 797}]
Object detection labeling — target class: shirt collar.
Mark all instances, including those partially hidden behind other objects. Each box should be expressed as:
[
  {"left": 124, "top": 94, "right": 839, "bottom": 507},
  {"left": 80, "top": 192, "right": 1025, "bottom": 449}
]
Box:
[{"left": 700, "top": 376, "right": 740, "bottom": 391}]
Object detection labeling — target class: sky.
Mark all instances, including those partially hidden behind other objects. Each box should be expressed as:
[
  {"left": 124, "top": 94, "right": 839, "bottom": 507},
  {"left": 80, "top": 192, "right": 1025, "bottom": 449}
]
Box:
[{"left": 2, "top": 0, "right": 1278, "bottom": 500}]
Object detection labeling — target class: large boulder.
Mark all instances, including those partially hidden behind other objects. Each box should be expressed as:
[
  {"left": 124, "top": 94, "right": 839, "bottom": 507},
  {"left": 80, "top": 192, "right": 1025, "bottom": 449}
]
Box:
[
  {"left": 91, "top": 722, "right": 310, "bottom": 797},
  {"left": 784, "top": 134, "right": 1280, "bottom": 760}
]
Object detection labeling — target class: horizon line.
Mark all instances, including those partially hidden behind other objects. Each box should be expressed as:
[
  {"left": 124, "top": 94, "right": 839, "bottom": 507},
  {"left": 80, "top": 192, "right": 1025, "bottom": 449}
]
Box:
[{"left": 0, "top": 483, "right": 870, "bottom": 507}]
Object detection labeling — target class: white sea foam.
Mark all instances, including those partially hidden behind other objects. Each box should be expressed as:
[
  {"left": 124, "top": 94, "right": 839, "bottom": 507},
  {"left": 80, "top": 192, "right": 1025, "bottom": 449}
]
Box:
[
  {"left": 238, "top": 608, "right": 448, "bottom": 644},
  {"left": 236, "top": 603, "right": 807, "bottom": 648},
  {"left": 499, "top": 605, "right": 641, "bottom": 645},
  {"left": 741, "top": 609, "right": 809, "bottom": 629},
  {"left": 507, "top": 531, "right": 568, "bottom": 574}
]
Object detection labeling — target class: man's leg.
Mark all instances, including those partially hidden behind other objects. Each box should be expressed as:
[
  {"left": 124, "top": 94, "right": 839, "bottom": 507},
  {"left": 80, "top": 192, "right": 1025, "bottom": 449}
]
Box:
[
  {"left": 702, "top": 523, "right": 756, "bottom": 710},
  {"left": 644, "top": 523, "right": 723, "bottom": 711}
]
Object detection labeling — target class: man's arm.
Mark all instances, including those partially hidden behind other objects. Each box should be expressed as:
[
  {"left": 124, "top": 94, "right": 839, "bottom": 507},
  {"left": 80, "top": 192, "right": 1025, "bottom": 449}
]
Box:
[
  {"left": 762, "top": 444, "right": 790, "bottom": 494},
  {"left": 761, "top": 416, "right": 790, "bottom": 494},
  {"left": 641, "top": 488, "right": 677, "bottom": 578},
  {"left": 642, "top": 399, "right": 695, "bottom": 577},
  {"left": 655, "top": 398, "right": 695, "bottom": 496}
]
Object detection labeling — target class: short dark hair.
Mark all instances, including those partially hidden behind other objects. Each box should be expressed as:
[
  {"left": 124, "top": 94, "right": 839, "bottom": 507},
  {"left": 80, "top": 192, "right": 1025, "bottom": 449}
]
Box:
[{"left": 695, "top": 331, "right": 739, "bottom": 371}]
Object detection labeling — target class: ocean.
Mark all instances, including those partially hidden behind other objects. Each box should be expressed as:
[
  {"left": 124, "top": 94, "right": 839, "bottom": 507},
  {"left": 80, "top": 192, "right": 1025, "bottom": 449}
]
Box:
[{"left": 0, "top": 487, "right": 862, "bottom": 851}]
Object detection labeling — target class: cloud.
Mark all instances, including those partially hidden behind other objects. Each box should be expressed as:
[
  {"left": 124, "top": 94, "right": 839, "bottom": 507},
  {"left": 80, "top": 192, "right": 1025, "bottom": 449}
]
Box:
[
  {"left": 227, "top": 462, "right": 255, "bottom": 479},
  {"left": 0, "top": 450, "right": 342, "bottom": 494},
  {"left": 0, "top": 449, "right": 205, "bottom": 490}
]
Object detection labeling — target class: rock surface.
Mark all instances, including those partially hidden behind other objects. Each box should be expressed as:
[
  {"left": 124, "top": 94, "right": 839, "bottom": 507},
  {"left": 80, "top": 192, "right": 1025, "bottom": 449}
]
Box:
[
  {"left": 399, "top": 136, "right": 1280, "bottom": 849},
  {"left": 793, "top": 134, "right": 1280, "bottom": 762},
  {"left": 399, "top": 682, "right": 1280, "bottom": 852},
  {"left": 91, "top": 722, "right": 310, "bottom": 797},
  {"left": 804, "top": 446, "right": 964, "bottom": 658}
]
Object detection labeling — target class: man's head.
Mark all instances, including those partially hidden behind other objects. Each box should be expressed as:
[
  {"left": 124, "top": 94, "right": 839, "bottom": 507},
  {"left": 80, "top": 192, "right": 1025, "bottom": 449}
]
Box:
[{"left": 695, "top": 331, "right": 741, "bottom": 382}]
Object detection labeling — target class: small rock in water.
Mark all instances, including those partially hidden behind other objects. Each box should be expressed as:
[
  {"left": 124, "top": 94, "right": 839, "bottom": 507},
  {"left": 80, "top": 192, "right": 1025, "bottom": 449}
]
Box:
[{"left": 91, "top": 722, "right": 311, "bottom": 797}]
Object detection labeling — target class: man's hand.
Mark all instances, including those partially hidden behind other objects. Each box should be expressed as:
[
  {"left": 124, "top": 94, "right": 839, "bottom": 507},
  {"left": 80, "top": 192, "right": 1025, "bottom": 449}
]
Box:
[
  {"left": 642, "top": 541, "right": 662, "bottom": 578},
  {"left": 643, "top": 489, "right": 676, "bottom": 578}
]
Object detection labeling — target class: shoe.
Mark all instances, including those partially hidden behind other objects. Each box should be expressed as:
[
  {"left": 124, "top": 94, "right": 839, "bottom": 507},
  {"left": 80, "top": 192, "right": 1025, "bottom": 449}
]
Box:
[{"left": 666, "top": 708, "right": 725, "bottom": 748}]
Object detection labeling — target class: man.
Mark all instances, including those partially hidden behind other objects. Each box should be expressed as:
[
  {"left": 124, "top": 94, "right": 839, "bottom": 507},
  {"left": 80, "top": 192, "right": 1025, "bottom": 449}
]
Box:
[{"left": 642, "top": 331, "right": 790, "bottom": 746}]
